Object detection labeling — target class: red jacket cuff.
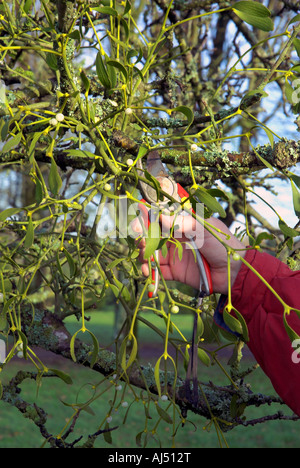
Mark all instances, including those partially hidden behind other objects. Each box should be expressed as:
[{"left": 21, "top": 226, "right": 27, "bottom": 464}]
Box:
[{"left": 231, "top": 249, "right": 282, "bottom": 321}]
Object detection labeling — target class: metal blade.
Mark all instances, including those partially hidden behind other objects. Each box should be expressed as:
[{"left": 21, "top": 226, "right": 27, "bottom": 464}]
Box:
[
  {"left": 137, "top": 150, "right": 178, "bottom": 204},
  {"left": 145, "top": 150, "right": 169, "bottom": 178}
]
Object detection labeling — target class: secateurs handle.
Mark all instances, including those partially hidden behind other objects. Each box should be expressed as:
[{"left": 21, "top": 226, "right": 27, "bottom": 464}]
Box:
[
  {"left": 176, "top": 184, "right": 213, "bottom": 298},
  {"left": 138, "top": 182, "right": 213, "bottom": 300}
]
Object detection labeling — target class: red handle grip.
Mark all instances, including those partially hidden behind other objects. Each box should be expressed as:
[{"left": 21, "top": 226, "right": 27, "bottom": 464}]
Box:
[
  {"left": 176, "top": 184, "right": 213, "bottom": 295},
  {"left": 138, "top": 187, "right": 213, "bottom": 297}
]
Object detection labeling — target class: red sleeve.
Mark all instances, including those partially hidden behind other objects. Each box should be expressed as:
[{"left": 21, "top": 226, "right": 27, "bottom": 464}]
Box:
[{"left": 230, "top": 249, "right": 300, "bottom": 416}]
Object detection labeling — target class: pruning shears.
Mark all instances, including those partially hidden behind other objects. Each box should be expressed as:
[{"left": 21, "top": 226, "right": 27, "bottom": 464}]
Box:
[
  {"left": 136, "top": 150, "right": 214, "bottom": 407},
  {"left": 136, "top": 150, "right": 213, "bottom": 302}
]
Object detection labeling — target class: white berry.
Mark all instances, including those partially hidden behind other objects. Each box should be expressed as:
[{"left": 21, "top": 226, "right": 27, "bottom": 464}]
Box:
[
  {"left": 232, "top": 253, "right": 240, "bottom": 261},
  {"left": 170, "top": 305, "right": 179, "bottom": 314},
  {"left": 56, "top": 113, "right": 65, "bottom": 122},
  {"left": 126, "top": 158, "right": 134, "bottom": 167},
  {"left": 190, "top": 144, "right": 198, "bottom": 152}
]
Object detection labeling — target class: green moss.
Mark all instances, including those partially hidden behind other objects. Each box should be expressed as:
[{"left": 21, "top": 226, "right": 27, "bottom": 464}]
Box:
[
  {"left": 180, "top": 165, "right": 192, "bottom": 177},
  {"left": 23, "top": 405, "right": 41, "bottom": 423},
  {"left": 140, "top": 362, "right": 181, "bottom": 393},
  {"left": 273, "top": 140, "right": 299, "bottom": 168},
  {"left": 96, "top": 348, "right": 117, "bottom": 373}
]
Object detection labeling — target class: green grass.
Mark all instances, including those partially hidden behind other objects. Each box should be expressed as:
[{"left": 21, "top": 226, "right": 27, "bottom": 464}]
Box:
[{"left": 0, "top": 309, "right": 299, "bottom": 448}]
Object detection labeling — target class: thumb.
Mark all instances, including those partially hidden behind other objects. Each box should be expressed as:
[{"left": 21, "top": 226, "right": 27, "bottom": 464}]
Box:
[{"left": 130, "top": 215, "right": 144, "bottom": 237}]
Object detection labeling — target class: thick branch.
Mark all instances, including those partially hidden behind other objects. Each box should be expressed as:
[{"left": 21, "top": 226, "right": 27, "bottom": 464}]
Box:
[
  {"left": 2, "top": 372, "right": 48, "bottom": 429},
  {"left": 111, "top": 130, "right": 300, "bottom": 175},
  {"left": 1, "top": 134, "right": 299, "bottom": 187},
  {"left": 2, "top": 369, "right": 118, "bottom": 448},
  {"left": 159, "top": 140, "right": 300, "bottom": 172},
  {"left": 56, "top": 0, "right": 76, "bottom": 34},
  {"left": 56, "top": 0, "right": 80, "bottom": 114},
  {"left": 20, "top": 305, "right": 292, "bottom": 429},
  {"left": 143, "top": 106, "right": 239, "bottom": 129}
]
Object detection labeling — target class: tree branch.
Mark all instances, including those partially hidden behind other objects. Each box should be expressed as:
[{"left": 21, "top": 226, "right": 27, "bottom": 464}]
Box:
[
  {"left": 18, "top": 305, "right": 293, "bottom": 430},
  {"left": 1, "top": 132, "right": 298, "bottom": 187},
  {"left": 2, "top": 368, "right": 119, "bottom": 448},
  {"left": 111, "top": 130, "right": 300, "bottom": 176}
]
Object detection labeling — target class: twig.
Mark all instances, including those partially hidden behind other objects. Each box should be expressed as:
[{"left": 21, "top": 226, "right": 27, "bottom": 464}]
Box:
[{"left": 238, "top": 411, "right": 300, "bottom": 427}]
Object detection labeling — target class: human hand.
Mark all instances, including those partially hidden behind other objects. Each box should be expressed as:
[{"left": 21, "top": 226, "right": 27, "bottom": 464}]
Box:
[{"left": 131, "top": 210, "right": 246, "bottom": 296}]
